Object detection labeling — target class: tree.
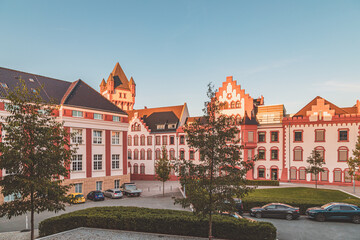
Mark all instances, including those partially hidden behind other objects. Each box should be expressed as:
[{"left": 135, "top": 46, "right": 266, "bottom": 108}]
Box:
[
  {"left": 0, "top": 79, "right": 75, "bottom": 240},
  {"left": 155, "top": 146, "right": 172, "bottom": 196},
  {"left": 175, "top": 84, "right": 255, "bottom": 240},
  {"left": 306, "top": 148, "right": 325, "bottom": 189},
  {"left": 347, "top": 135, "right": 360, "bottom": 193}
]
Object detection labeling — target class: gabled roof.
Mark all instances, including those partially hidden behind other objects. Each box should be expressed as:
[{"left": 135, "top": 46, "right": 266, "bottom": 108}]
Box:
[
  {"left": 143, "top": 111, "right": 179, "bottom": 133},
  {"left": 127, "top": 104, "right": 186, "bottom": 121},
  {"left": 294, "top": 96, "right": 348, "bottom": 117},
  {"left": 0, "top": 67, "right": 127, "bottom": 115},
  {"left": 107, "top": 62, "right": 130, "bottom": 90}
]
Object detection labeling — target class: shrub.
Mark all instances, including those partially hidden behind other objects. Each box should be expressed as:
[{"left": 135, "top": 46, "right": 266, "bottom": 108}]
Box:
[
  {"left": 245, "top": 180, "right": 279, "bottom": 186},
  {"left": 39, "top": 207, "right": 276, "bottom": 240}
]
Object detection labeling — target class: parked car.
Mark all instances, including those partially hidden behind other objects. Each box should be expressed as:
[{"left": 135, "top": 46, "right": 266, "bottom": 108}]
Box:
[
  {"left": 104, "top": 189, "right": 123, "bottom": 199},
  {"left": 68, "top": 193, "right": 85, "bottom": 204},
  {"left": 120, "top": 183, "right": 142, "bottom": 197},
  {"left": 250, "top": 203, "right": 300, "bottom": 220},
  {"left": 87, "top": 190, "right": 105, "bottom": 201},
  {"left": 224, "top": 198, "right": 244, "bottom": 215},
  {"left": 306, "top": 202, "right": 360, "bottom": 224}
]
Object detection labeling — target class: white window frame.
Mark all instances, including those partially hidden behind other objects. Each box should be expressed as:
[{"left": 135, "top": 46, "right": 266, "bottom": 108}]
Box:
[
  {"left": 112, "top": 154, "right": 120, "bottom": 169},
  {"left": 113, "top": 116, "right": 120, "bottom": 122},
  {"left": 94, "top": 113, "right": 103, "bottom": 120},
  {"left": 93, "top": 154, "right": 103, "bottom": 170},
  {"left": 114, "top": 179, "right": 120, "bottom": 189},
  {"left": 72, "top": 154, "right": 83, "bottom": 171},
  {"left": 112, "top": 132, "right": 120, "bottom": 145},
  {"left": 71, "top": 129, "right": 83, "bottom": 144},
  {"left": 74, "top": 183, "right": 83, "bottom": 193},
  {"left": 72, "top": 110, "right": 83, "bottom": 118},
  {"left": 93, "top": 130, "right": 103, "bottom": 144},
  {"left": 96, "top": 181, "right": 103, "bottom": 191}
]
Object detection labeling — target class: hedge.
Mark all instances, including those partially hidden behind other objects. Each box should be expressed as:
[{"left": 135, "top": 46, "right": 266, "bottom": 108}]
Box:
[
  {"left": 242, "top": 197, "right": 360, "bottom": 215},
  {"left": 39, "top": 207, "right": 276, "bottom": 240},
  {"left": 245, "top": 180, "right": 279, "bottom": 186}
]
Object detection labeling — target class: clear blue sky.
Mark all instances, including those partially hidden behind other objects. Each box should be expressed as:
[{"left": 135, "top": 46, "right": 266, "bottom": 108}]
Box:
[{"left": 1, "top": 0, "right": 359, "bottom": 116}]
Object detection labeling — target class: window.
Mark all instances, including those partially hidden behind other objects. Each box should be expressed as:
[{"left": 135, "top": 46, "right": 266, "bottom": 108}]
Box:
[
  {"left": 258, "top": 132, "right": 265, "bottom": 143},
  {"left": 339, "top": 130, "right": 348, "bottom": 141},
  {"left": 128, "top": 150, "right": 132, "bottom": 160},
  {"left": 299, "top": 169, "right": 306, "bottom": 180},
  {"left": 170, "top": 149, "right": 175, "bottom": 160},
  {"left": 75, "top": 183, "right": 83, "bottom": 193},
  {"left": 294, "top": 131, "right": 302, "bottom": 142},
  {"left": 119, "top": 93, "right": 122, "bottom": 98},
  {"left": 170, "top": 136, "right": 175, "bottom": 145},
  {"left": 93, "top": 154, "right": 103, "bottom": 170},
  {"left": 236, "top": 101, "right": 240, "bottom": 108},
  {"left": 315, "top": 147, "right": 325, "bottom": 162},
  {"left": 293, "top": 147, "right": 303, "bottom": 161},
  {"left": 155, "top": 149, "right": 161, "bottom": 160},
  {"left": 258, "top": 149, "right": 265, "bottom": 160},
  {"left": 114, "top": 180, "right": 120, "bottom": 189},
  {"left": 236, "top": 115, "right": 241, "bottom": 125},
  {"left": 315, "top": 129, "right": 325, "bottom": 142},
  {"left": 113, "top": 116, "right": 120, "bottom": 122},
  {"left": 258, "top": 168, "right": 265, "bottom": 178},
  {"left": 321, "top": 170, "right": 328, "bottom": 181},
  {"left": 112, "top": 154, "right": 120, "bottom": 169},
  {"left": 334, "top": 170, "right": 342, "bottom": 182},
  {"left": 71, "top": 129, "right": 83, "bottom": 144},
  {"left": 134, "top": 149, "right": 139, "bottom": 160},
  {"left": 0, "top": 82, "right": 8, "bottom": 89},
  {"left": 96, "top": 181, "right": 103, "bottom": 191},
  {"left": 140, "top": 135, "right": 145, "bottom": 146},
  {"left": 147, "top": 136, "right": 152, "bottom": 145},
  {"left": 311, "top": 173, "right": 318, "bottom": 181},
  {"left": 72, "top": 110, "right": 83, "bottom": 117},
  {"left": 4, "top": 193, "right": 19, "bottom": 202},
  {"left": 155, "top": 136, "right": 161, "bottom": 145},
  {"left": 131, "top": 123, "right": 141, "bottom": 131},
  {"left": 140, "top": 149, "right": 145, "bottom": 160},
  {"left": 134, "top": 135, "right": 139, "bottom": 146},
  {"left": 112, "top": 132, "right": 120, "bottom": 144},
  {"left": 248, "top": 131, "right": 254, "bottom": 143},
  {"left": 133, "top": 164, "right": 139, "bottom": 174},
  {"left": 344, "top": 170, "right": 352, "bottom": 183},
  {"left": 140, "top": 164, "right": 145, "bottom": 174},
  {"left": 168, "top": 123, "right": 177, "bottom": 129},
  {"left": 290, "top": 168, "right": 297, "bottom": 180},
  {"left": 271, "top": 149, "right": 278, "bottom": 160},
  {"left": 190, "top": 150, "right": 195, "bottom": 160},
  {"left": 157, "top": 124, "right": 165, "bottom": 130},
  {"left": 147, "top": 149, "right": 152, "bottom": 160},
  {"left": 162, "top": 136, "right": 168, "bottom": 145},
  {"left": 128, "top": 136, "right": 132, "bottom": 146},
  {"left": 231, "top": 102, "right": 235, "bottom": 108},
  {"left": 124, "top": 93, "right": 126, "bottom": 98},
  {"left": 94, "top": 113, "right": 103, "bottom": 120},
  {"left": 180, "top": 150, "right": 185, "bottom": 160},
  {"left": 180, "top": 135, "right": 185, "bottom": 144},
  {"left": 72, "top": 155, "right": 83, "bottom": 171},
  {"left": 270, "top": 131, "right": 278, "bottom": 142},
  {"left": 341, "top": 206, "right": 355, "bottom": 211},
  {"left": 338, "top": 147, "right": 348, "bottom": 162},
  {"left": 93, "top": 131, "right": 102, "bottom": 144}
]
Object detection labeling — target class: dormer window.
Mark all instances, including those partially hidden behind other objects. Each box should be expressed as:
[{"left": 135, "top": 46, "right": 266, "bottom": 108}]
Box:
[
  {"left": 29, "top": 78, "right": 34, "bottom": 82},
  {"left": 0, "top": 83, "right": 8, "bottom": 89},
  {"left": 168, "top": 123, "right": 177, "bottom": 129},
  {"left": 157, "top": 124, "right": 165, "bottom": 130}
]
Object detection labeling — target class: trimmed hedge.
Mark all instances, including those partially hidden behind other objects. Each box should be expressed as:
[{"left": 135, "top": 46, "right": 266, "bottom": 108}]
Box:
[
  {"left": 39, "top": 207, "right": 276, "bottom": 240},
  {"left": 243, "top": 197, "right": 360, "bottom": 215},
  {"left": 245, "top": 180, "right": 279, "bottom": 186}
]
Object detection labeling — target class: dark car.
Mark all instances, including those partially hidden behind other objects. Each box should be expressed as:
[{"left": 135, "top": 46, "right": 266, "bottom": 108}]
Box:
[
  {"left": 224, "top": 198, "right": 244, "bottom": 215},
  {"left": 250, "top": 203, "right": 300, "bottom": 220},
  {"left": 306, "top": 202, "right": 360, "bottom": 224},
  {"left": 87, "top": 190, "right": 105, "bottom": 201}
]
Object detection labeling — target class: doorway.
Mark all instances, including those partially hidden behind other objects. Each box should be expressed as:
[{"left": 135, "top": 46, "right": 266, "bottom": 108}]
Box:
[{"left": 271, "top": 169, "right": 278, "bottom": 180}]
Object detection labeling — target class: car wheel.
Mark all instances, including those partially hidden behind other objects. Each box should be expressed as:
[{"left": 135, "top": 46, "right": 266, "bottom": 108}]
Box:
[
  {"left": 352, "top": 215, "right": 360, "bottom": 224},
  {"left": 255, "top": 212, "right": 262, "bottom": 218},
  {"left": 315, "top": 214, "right": 326, "bottom": 222},
  {"left": 285, "top": 214, "right": 293, "bottom": 220}
]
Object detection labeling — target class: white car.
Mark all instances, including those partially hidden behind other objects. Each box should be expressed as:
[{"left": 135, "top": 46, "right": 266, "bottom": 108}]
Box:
[{"left": 104, "top": 189, "right": 123, "bottom": 199}]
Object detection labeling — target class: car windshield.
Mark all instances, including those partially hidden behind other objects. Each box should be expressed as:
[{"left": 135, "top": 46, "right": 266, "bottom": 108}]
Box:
[
  {"left": 95, "top": 193, "right": 103, "bottom": 196},
  {"left": 321, "top": 203, "right": 333, "bottom": 209},
  {"left": 115, "top": 191, "right": 121, "bottom": 194},
  {"left": 75, "top": 194, "right": 84, "bottom": 198},
  {"left": 126, "top": 185, "right": 136, "bottom": 190}
]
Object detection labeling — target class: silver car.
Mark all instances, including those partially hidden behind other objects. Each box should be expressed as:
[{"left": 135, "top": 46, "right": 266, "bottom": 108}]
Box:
[{"left": 104, "top": 189, "right": 123, "bottom": 199}]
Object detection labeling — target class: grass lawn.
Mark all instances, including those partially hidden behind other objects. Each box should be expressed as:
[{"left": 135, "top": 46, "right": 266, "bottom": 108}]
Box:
[{"left": 243, "top": 187, "right": 358, "bottom": 202}]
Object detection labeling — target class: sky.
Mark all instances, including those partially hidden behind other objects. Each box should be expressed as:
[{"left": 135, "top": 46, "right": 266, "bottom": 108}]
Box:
[{"left": 0, "top": 0, "right": 359, "bottom": 116}]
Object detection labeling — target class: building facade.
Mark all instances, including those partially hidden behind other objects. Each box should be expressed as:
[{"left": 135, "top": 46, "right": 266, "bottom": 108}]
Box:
[{"left": 0, "top": 67, "right": 130, "bottom": 204}]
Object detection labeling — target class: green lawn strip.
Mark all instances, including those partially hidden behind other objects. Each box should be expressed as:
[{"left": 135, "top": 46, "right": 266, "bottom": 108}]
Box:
[{"left": 242, "top": 187, "right": 360, "bottom": 214}]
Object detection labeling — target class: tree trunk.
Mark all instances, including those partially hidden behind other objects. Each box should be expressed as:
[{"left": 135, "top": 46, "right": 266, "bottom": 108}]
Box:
[
  {"left": 163, "top": 181, "right": 165, "bottom": 196},
  {"left": 31, "top": 191, "right": 34, "bottom": 240},
  {"left": 208, "top": 212, "right": 213, "bottom": 240}
]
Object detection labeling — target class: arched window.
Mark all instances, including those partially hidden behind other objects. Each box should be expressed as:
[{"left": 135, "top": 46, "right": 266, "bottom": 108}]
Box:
[
  {"left": 293, "top": 147, "right": 303, "bottom": 161},
  {"left": 140, "top": 164, "right": 145, "bottom": 174},
  {"left": 128, "top": 163, "right": 132, "bottom": 174},
  {"left": 236, "top": 115, "right": 241, "bottom": 125},
  {"left": 133, "top": 164, "right": 138, "bottom": 174},
  {"left": 231, "top": 102, "right": 235, "bottom": 108},
  {"left": 257, "top": 147, "right": 266, "bottom": 160},
  {"left": 179, "top": 149, "right": 185, "bottom": 160},
  {"left": 147, "top": 149, "right": 152, "bottom": 160},
  {"left": 290, "top": 167, "right": 297, "bottom": 180},
  {"left": 140, "top": 149, "right": 145, "bottom": 160},
  {"left": 128, "top": 135, "right": 132, "bottom": 146},
  {"left": 338, "top": 146, "right": 348, "bottom": 162},
  {"left": 299, "top": 167, "right": 306, "bottom": 180},
  {"left": 140, "top": 135, "right": 145, "bottom": 146},
  {"left": 321, "top": 168, "right": 329, "bottom": 182},
  {"left": 134, "top": 135, "right": 139, "bottom": 146},
  {"left": 334, "top": 169, "right": 342, "bottom": 182},
  {"left": 136, "top": 123, "right": 141, "bottom": 131},
  {"left": 169, "top": 149, "right": 175, "bottom": 160},
  {"left": 155, "top": 149, "right": 161, "bottom": 160},
  {"left": 270, "top": 147, "right": 279, "bottom": 160},
  {"left": 344, "top": 169, "right": 352, "bottom": 183},
  {"left": 257, "top": 166, "right": 265, "bottom": 178},
  {"left": 236, "top": 101, "right": 240, "bottom": 108},
  {"left": 315, "top": 146, "right": 325, "bottom": 162},
  {"left": 134, "top": 149, "right": 139, "bottom": 160},
  {"left": 128, "top": 150, "right": 132, "bottom": 160}
]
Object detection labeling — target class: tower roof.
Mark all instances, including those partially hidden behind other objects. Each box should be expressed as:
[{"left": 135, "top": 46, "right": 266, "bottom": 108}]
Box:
[{"left": 106, "top": 62, "right": 130, "bottom": 90}]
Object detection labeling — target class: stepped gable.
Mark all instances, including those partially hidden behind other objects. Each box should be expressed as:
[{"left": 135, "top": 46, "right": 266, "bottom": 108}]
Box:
[
  {"left": 0, "top": 67, "right": 126, "bottom": 115},
  {"left": 294, "top": 96, "right": 348, "bottom": 117},
  {"left": 142, "top": 111, "right": 179, "bottom": 133}
]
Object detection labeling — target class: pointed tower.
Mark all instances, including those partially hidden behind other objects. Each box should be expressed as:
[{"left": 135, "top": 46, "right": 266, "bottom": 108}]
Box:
[{"left": 100, "top": 63, "right": 136, "bottom": 111}]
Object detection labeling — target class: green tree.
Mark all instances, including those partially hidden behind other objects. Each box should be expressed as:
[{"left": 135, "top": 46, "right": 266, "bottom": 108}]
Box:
[
  {"left": 0, "top": 79, "right": 75, "bottom": 240},
  {"left": 175, "top": 84, "right": 255, "bottom": 240},
  {"left": 306, "top": 149, "right": 325, "bottom": 189},
  {"left": 155, "top": 146, "right": 172, "bottom": 196},
  {"left": 347, "top": 135, "right": 360, "bottom": 193}
]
